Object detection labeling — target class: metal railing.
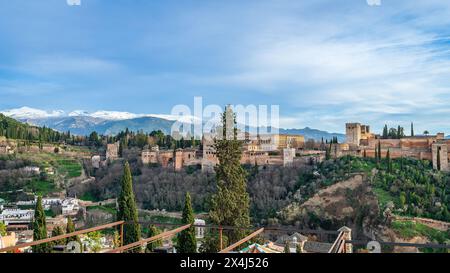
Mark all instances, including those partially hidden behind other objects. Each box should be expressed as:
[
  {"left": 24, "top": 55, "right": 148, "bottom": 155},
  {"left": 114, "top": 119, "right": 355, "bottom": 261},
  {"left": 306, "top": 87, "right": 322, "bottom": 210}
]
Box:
[
  {"left": 0, "top": 221, "right": 124, "bottom": 253},
  {"left": 106, "top": 224, "right": 191, "bottom": 253},
  {"left": 219, "top": 228, "right": 265, "bottom": 253}
]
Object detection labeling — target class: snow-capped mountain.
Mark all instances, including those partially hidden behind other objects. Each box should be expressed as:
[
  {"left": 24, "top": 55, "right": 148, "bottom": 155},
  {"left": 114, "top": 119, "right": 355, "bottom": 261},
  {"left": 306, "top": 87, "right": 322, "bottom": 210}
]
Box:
[
  {"left": 1, "top": 106, "right": 65, "bottom": 119},
  {"left": 0, "top": 107, "right": 198, "bottom": 136},
  {"left": 0, "top": 106, "right": 345, "bottom": 140},
  {"left": 1, "top": 106, "right": 198, "bottom": 122}
]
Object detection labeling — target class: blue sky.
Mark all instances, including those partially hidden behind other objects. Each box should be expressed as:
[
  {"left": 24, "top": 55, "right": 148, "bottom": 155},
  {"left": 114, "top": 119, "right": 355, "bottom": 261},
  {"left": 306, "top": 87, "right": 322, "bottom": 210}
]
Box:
[{"left": 1, "top": 0, "right": 450, "bottom": 133}]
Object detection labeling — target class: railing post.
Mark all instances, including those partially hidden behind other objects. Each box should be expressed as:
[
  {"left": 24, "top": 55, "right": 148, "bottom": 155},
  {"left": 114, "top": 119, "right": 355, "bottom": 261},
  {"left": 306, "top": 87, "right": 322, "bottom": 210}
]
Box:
[
  {"left": 120, "top": 223, "right": 124, "bottom": 247},
  {"left": 338, "top": 226, "right": 352, "bottom": 253},
  {"left": 219, "top": 227, "right": 223, "bottom": 251}
]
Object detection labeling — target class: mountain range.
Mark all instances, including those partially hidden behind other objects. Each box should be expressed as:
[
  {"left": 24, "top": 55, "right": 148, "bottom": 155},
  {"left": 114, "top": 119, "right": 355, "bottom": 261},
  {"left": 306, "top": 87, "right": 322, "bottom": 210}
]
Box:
[{"left": 0, "top": 107, "right": 346, "bottom": 141}]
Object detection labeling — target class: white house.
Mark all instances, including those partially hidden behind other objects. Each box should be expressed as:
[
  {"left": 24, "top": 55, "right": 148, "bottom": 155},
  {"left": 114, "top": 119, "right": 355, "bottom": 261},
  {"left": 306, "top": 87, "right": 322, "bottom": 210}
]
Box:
[
  {"left": 62, "top": 198, "right": 80, "bottom": 215},
  {"left": 0, "top": 209, "right": 34, "bottom": 225},
  {"left": 194, "top": 219, "right": 206, "bottom": 239}
]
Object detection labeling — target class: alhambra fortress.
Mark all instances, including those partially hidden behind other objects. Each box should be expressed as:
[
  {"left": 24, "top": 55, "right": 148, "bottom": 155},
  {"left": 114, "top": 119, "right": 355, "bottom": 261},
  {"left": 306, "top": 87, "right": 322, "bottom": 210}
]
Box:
[
  {"left": 110, "top": 122, "right": 448, "bottom": 173},
  {"left": 105, "top": 132, "right": 307, "bottom": 172},
  {"left": 344, "top": 123, "right": 449, "bottom": 171}
]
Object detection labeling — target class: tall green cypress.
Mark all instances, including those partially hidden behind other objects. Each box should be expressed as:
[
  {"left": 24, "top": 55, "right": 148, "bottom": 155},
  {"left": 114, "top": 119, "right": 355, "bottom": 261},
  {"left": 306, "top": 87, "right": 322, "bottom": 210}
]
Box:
[
  {"left": 378, "top": 141, "right": 382, "bottom": 161},
  {"left": 210, "top": 106, "right": 250, "bottom": 245},
  {"left": 117, "top": 161, "right": 141, "bottom": 252},
  {"left": 32, "top": 196, "right": 49, "bottom": 253},
  {"left": 411, "top": 122, "right": 414, "bottom": 137},
  {"left": 437, "top": 147, "right": 441, "bottom": 171},
  {"left": 386, "top": 149, "right": 392, "bottom": 173},
  {"left": 66, "top": 217, "right": 81, "bottom": 245},
  {"left": 177, "top": 192, "right": 197, "bottom": 253},
  {"left": 383, "top": 125, "right": 388, "bottom": 139},
  {"left": 325, "top": 143, "right": 332, "bottom": 160}
]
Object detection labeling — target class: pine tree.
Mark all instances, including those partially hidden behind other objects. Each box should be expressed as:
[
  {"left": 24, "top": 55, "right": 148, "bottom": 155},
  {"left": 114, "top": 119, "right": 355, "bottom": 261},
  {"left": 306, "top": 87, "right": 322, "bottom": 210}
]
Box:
[
  {"left": 209, "top": 106, "right": 250, "bottom": 245},
  {"left": 145, "top": 225, "right": 162, "bottom": 253},
  {"left": 177, "top": 192, "right": 197, "bottom": 253},
  {"left": 117, "top": 161, "right": 141, "bottom": 252},
  {"left": 32, "top": 196, "right": 49, "bottom": 253}
]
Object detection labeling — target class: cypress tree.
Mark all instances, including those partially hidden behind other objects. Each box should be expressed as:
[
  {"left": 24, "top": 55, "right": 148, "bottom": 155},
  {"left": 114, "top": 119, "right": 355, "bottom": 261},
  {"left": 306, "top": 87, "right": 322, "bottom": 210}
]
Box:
[
  {"left": 284, "top": 242, "right": 290, "bottom": 253},
  {"left": 383, "top": 125, "right": 388, "bottom": 139},
  {"left": 378, "top": 141, "right": 382, "bottom": 161},
  {"left": 66, "top": 217, "right": 81, "bottom": 245},
  {"left": 209, "top": 106, "right": 250, "bottom": 245},
  {"left": 117, "top": 161, "right": 141, "bottom": 252},
  {"left": 386, "top": 149, "right": 392, "bottom": 173},
  {"left": 32, "top": 196, "right": 49, "bottom": 253},
  {"left": 177, "top": 192, "right": 197, "bottom": 253},
  {"left": 375, "top": 146, "right": 378, "bottom": 163},
  {"left": 325, "top": 143, "right": 332, "bottom": 160},
  {"left": 296, "top": 242, "right": 303, "bottom": 253},
  {"left": 437, "top": 147, "right": 441, "bottom": 171},
  {"left": 51, "top": 226, "right": 66, "bottom": 246},
  {"left": 145, "top": 225, "right": 162, "bottom": 253},
  {"left": 411, "top": 122, "right": 414, "bottom": 137}
]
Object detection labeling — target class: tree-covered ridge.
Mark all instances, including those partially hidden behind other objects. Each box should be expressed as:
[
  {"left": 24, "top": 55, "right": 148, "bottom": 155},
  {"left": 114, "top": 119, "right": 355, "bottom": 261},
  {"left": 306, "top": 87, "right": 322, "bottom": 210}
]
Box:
[
  {"left": 0, "top": 113, "right": 70, "bottom": 143},
  {"left": 105, "top": 128, "right": 200, "bottom": 150},
  {"left": 372, "top": 157, "right": 449, "bottom": 222},
  {"left": 309, "top": 156, "right": 450, "bottom": 222}
]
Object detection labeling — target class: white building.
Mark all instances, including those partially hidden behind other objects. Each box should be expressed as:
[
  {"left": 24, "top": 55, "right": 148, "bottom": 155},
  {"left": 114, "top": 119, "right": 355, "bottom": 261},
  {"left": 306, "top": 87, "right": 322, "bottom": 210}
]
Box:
[
  {"left": 16, "top": 197, "right": 80, "bottom": 216},
  {"left": 0, "top": 209, "right": 34, "bottom": 225},
  {"left": 62, "top": 198, "right": 80, "bottom": 215},
  {"left": 42, "top": 198, "right": 62, "bottom": 210},
  {"left": 91, "top": 155, "right": 101, "bottom": 169},
  {"left": 194, "top": 219, "right": 206, "bottom": 239}
]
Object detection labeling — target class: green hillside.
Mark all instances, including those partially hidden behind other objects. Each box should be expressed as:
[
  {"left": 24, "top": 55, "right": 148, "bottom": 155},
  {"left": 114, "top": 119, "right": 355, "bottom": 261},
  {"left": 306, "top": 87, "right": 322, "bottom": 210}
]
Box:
[{"left": 0, "top": 113, "right": 69, "bottom": 143}]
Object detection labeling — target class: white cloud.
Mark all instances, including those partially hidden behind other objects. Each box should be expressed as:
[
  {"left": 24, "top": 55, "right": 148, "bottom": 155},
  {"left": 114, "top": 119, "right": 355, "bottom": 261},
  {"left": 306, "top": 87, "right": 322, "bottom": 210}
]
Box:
[{"left": 189, "top": 1, "right": 450, "bottom": 133}]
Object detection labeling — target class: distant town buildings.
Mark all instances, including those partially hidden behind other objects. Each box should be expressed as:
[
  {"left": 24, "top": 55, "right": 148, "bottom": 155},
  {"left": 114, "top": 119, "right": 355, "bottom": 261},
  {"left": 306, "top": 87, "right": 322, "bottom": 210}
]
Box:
[
  {"left": 16, "top": 197, "right": 80, "bottom": 216},
  {"left": 0, "top": 209, "right": 34, "bottom": 225}
]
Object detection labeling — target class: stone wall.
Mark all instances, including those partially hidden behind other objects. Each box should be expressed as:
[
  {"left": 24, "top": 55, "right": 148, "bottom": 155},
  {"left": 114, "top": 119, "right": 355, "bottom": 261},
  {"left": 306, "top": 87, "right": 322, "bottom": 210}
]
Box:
[
  {"left": 106, "top": 142, "right": 119, "bottom": 161},
  {"left": 346, "top": 123, "right": 361, "bottom": 146},
  {"left": 432, "top": 143, "right": 449, "bottom": 171}
]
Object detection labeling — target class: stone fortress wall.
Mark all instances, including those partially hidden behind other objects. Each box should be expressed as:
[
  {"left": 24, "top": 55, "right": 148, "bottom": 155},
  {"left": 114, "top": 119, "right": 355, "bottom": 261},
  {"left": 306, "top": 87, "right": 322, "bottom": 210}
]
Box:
[
  {"left": 343, "top": 123, "right": 449, "bottom": 171},
  {"left": 129, "top": 132, "right": 306, "bottom": 172}
]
